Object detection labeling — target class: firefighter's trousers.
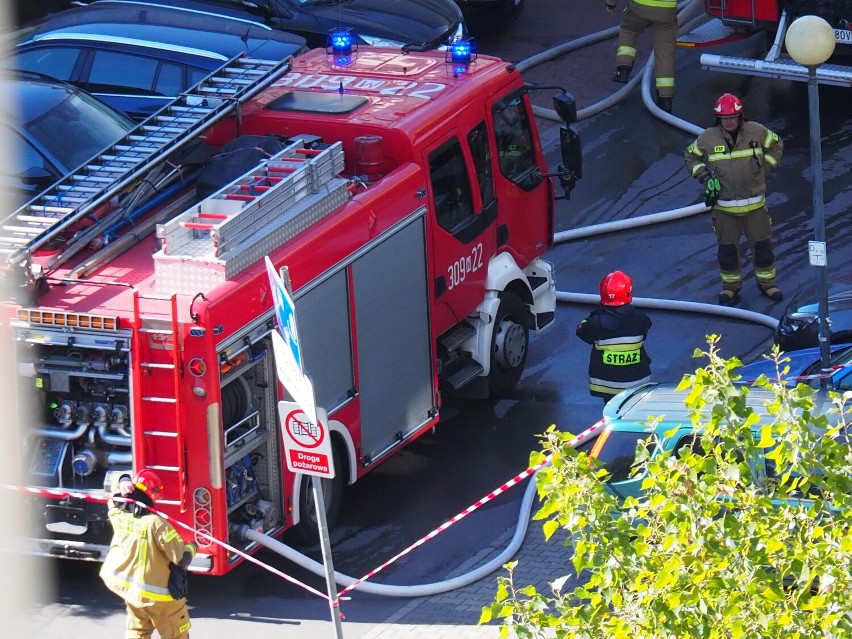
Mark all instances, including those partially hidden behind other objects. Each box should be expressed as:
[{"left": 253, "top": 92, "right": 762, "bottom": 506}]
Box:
[
  {"left": 712, "top": 207, "right": 778, "bottom": 293},
  {"left": 125, "top": 599, "right": 191, "bottom": 639},
  {"left": 615, "top": 3, "right": 677, "bottom": 98}
]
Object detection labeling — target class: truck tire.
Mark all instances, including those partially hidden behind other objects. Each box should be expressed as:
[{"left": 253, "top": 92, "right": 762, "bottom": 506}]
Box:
[
  {"left": 296, "top": 444, "right": 344, "bottom": 544},
  {"left": 489, "top": 291, "right": 529, "bottom": 397}
]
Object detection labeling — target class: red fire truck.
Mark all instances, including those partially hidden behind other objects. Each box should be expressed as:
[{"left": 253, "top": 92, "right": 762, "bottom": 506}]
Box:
[
  {"left": 699, "top": 0, "right": 852, "bottom": 85},
  {"left": 2, "top": 44, "right": 581, "bottom": 575}
]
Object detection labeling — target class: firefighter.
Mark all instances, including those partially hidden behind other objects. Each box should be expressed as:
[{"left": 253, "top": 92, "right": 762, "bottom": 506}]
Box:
[
  {"left": 685, "top": 93, "right": 784, "bottom": 306},
  {"left": 576, "top": 271, "right": 653, "bottom": 404},
  {"left": 100, "top": 469, "right": 197, "bottom": 639},
  {"left": 605, "top": 0, "right": 677, "bottom": 113}
]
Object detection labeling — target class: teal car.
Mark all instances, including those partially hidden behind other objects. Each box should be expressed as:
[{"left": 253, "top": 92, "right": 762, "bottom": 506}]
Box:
[{"left": 579, "top": 382, "right": 835, "bottom": 501}]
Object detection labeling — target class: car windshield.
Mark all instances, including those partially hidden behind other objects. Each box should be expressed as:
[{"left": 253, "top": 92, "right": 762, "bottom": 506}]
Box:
[
  {"left": 588, "top": 428, "right": 653, "bottom": 483},
  {"left": 21, "top": 82, "right": 133, "bottom": 172}
]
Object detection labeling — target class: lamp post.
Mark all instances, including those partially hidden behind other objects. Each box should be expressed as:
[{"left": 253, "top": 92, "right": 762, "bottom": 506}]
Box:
[{"left": 785, "top": 16, "right": 836, "bottom": 380}]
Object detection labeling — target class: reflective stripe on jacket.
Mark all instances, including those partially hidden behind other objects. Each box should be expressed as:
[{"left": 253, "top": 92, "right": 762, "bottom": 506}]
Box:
[
  {"left": 576, "top": 304, "right": 652, "bottom": 399},
  {"left": 685, "top": 120, "right": 783, "bottom": 215},
  {"left": 632, "top": 0, "right": 677, "bottom": 8},
  {"left": 100, "top": 501, "right": 189, "bottom": 608}
]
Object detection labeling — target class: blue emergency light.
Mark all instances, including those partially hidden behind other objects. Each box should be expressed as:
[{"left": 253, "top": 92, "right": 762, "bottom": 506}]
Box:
[
  {"left": 446, "top": 37, "right": 476, "bottom": 76},
  {"left": 450, "top": 37, "right": 474, "bottom": 64},
  {"left": 328, "top": 28, "right": 356, "bottom": 56}
]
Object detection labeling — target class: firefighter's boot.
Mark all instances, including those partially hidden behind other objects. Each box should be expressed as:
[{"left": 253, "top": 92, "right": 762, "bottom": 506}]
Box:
[
  {"left": 657, "top": 96, "right": 673, "bottom": 113},
  {"left": 760, "top": 286, "right": 784, "bottom": 301},
  {"left": 612, "top": 65, "right": 632, "bottom": 84},
  {"left": 718, "top": 290, "right": 741, "bottom": 306}
]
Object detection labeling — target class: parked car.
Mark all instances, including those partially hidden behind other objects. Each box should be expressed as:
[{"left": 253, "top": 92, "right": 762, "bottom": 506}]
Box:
[
  {"left": 455, "top": 0, "right": 525, "bottom": 34},
  {"left": 12, "top": 2, "right": 307, "bottom": 121},
  {"left": 577, "top": 381, "right": 837, "bottom": 500},
  {"left": 2, "top": 70, "right": 136, "bottom": 203},
  {"left": 69, "top": 0, "right": 466, "bottom": 50},
  {"left": 11, "top": 0, "right": 68, "bottom": 27},
  {"left": 737, "top": 343, "right": 852, "bottom": 390},
  {"left": 775, "top": 285, "right": 852, "bottom": 352}
]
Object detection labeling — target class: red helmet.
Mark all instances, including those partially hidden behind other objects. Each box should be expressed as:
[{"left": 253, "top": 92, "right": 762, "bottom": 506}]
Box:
[
  {"left": 599, "top": 271, "right": 633, "bottom": 306},
  {"left": 133, "top": 469, "right": 164, "bottom": 502},
  {"left": 714, "top": 93, "right": 743, "bottom": 118}
]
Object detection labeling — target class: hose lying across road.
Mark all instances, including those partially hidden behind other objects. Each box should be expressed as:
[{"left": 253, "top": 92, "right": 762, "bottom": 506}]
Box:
[{"left": 247, "top": 0, "right": 777, "bottom": 598}]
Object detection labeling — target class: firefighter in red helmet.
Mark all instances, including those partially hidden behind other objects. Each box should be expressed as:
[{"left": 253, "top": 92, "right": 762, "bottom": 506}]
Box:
[
  {"left": 100, "top": 469, "right": 197, "bottom": 639},
  {"left": 576, "top": 271, "right": 653, "bottom": 403},
  {"left": 685, "top": 93, "right": 784, "bottom": 306}
]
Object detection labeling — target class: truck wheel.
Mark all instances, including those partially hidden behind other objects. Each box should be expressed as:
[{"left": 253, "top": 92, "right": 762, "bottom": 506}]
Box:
[
  {"left": 489, "top": 291, "right": 529, "bottom": 397},
  {"left": 296, "top": 444, "right": 344, "bottom": 544}
]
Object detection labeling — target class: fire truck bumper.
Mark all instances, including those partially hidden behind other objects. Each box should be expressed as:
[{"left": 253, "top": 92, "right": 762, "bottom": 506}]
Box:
[
  {"left": 18, "top": 537, "right": 214, "bottom": 571},
  {"left": 525, "top": 258, "right": 557, "bottom": 333}
]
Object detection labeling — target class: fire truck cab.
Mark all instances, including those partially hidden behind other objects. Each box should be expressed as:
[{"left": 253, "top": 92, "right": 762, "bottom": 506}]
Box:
[{"left": 3, "top": 45, "right": 581, "bottom": 574}]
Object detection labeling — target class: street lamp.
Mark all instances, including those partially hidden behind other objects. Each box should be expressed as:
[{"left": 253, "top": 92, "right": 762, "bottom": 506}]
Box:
[{"left": 785, "top": 16, "right": 836, "bottom": 380}]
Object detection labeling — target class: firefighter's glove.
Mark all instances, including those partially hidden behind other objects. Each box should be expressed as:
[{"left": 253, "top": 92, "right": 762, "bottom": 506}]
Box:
[
  {"left": 704, "top": 177, "right": 721, "bottom": 207},
  {"left": 168, "top": 563, "right": 190, "bottom": 600},
  {"left": 178, "top": 542, "right": 198, "bottom": 569}
]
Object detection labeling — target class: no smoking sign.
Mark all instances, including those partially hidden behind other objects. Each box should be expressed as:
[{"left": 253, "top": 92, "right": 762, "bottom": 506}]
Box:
[{"left": 277, "top": 401, "right": 335, "bottom": 478}]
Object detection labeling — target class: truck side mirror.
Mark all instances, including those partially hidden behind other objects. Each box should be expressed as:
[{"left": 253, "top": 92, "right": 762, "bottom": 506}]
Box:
[
  {"left": 21, "top": 166, "right": 55, "bottom": 188},
  {"left": 560, "top": 126, "right": 582, "bottom": 177},
  {"left": 552, "top": 92, "right": 577, "bottom": 124},
  {"left": 553, "top": 125, "right": 582, "bottom": 199}
]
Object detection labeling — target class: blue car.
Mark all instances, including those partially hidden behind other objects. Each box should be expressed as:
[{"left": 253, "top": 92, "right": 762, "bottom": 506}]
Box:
[
  {"left": 22, "top": 0, "right": 466, "bottom": 50},
  {"left": 13, "top": 1, "right": 307, "bottom": 121},
  {"left": 3, "top": 71, "right": 135, "bottom": 202},
  {"left": 737, "top": 344, "right": 852, "bottom": 391}
]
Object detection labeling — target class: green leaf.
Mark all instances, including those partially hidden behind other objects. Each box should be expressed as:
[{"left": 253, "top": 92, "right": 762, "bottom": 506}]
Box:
[
  {"left": 757, "top": 424, "right": 775, "bottom": 448},
  {"left": 542, "top": 519, "right": 559, "bottom": 541}
]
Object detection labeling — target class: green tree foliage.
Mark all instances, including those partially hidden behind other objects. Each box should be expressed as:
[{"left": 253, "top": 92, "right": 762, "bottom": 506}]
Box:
[{"left": 481, "top": 336, "right": 852, "bottom": 639}]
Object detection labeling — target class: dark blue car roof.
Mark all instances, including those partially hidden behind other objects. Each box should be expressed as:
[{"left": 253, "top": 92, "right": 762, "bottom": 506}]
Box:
[{"left": 21, "top": 1, "right": 306, "bottom": 62}]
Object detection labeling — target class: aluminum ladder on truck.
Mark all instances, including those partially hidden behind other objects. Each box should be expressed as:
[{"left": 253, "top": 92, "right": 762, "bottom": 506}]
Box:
[
  {"left": 153, "top": 138, "right": 350, "bottom": 295},
  {"left": 0, "top": 54, "right": 292, "bottom": 270}
]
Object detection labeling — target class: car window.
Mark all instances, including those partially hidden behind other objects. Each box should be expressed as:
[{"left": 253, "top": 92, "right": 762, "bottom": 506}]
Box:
[
  {"left": 491, "top": 90, "right": 536, "bottom": 186},
  {"left": 187, "top": 67, "right": 209, "bottom": 90},
  {"left": 589, "top": 428, "right": 653, "bottom": 483},
  {"left": 15, "top": 48, "right": 80, "bottom": 82},
  {"left": 2, "top": 126, "right": 60, "bottom": 195},
  {"left": 87, "top": 50, "right": 159, "bottom": 95},
  {"left": 467, "top": 121, "right": 495, "bottom": 208},
  {"left": 8, "top": 128, "right": 52, "bottom": 175},
  {"left": 155, "top": 62, "right": 189, "bottom": 97},
  {"left": 23, "top": 87, "right": 133, "bottom": 172},
  {"left": 428, "top": 137, "right": 474, "bottom": 233}
]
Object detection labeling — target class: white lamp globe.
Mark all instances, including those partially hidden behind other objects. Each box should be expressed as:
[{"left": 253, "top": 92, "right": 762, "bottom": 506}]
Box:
[{"left": 785, "top": 15, "right": 836, "bottom": 66}]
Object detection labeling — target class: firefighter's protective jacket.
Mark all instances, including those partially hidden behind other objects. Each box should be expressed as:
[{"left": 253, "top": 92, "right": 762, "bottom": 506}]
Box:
[
  {"left": 685, "top": 120, "right": 783, "bottom": 215},
  {"left": 100, "top": 496, "right": 190, "bottom": 607},
  {"left": 576, "top": 304, "right": 652, "bottom": 399}
]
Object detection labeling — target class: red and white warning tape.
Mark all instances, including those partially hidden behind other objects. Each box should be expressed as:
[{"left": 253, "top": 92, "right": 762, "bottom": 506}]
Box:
[
  {"left": 338, "top": 419, "right": 605, "bottom": 596},
  {"left": 4, "top": 421, "right": 605, "bottom": 603},
  {"left": 3, "top": 483, "right": 330, "bottom": 601}
]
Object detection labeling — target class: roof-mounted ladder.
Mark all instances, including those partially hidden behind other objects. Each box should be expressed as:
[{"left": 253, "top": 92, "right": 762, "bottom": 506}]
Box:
[
  {"left": 153, "top": 138, "right": 350, "bottom": 295},
  {"left": 0, "top": 54, "right": 292, "bottom": 268}
]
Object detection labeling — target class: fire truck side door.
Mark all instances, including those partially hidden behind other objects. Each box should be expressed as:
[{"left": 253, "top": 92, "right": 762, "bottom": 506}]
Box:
[
  {"left": 488, "top": 88, "right": 552, "bottom": 265},
  {"left": 426, "top": 123, "right": 498, "bottom": 334}
]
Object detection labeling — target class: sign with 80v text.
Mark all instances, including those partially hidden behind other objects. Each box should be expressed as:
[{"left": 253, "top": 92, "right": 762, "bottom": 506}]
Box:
[{"left": 277, "top": 401, "right": 335, "bottom": 478}]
